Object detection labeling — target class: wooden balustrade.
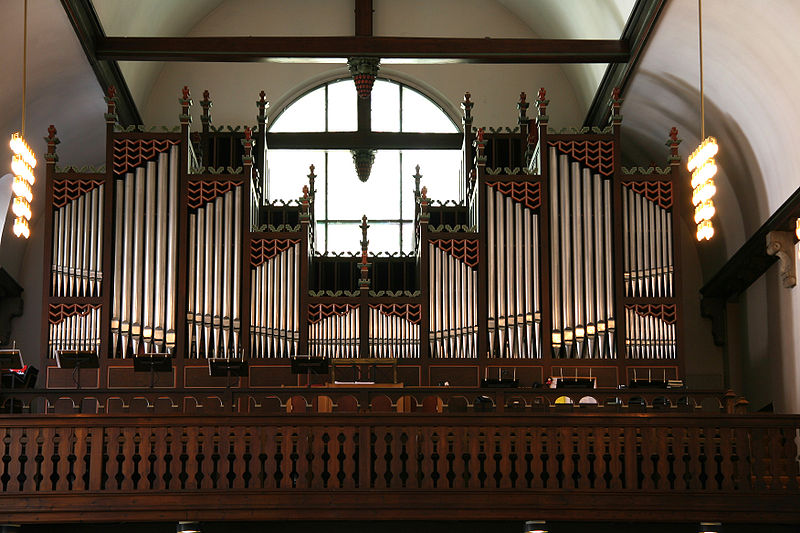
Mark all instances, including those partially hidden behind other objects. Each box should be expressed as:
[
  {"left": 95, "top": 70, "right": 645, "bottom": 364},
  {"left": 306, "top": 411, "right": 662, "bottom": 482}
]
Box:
[{"left": 0, "top": 413, "right": 798, "bottom": 523}]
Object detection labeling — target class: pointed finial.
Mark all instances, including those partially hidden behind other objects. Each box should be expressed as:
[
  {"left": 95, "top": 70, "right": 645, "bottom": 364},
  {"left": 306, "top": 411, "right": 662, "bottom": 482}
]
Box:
[
  {"left": 245, "top": 126, "right": 252, "bottom": 141},
  {"left": 108, "top": 86, "right": 116, "bottom": 99},
  {"left": 48, "top": 125, "right": 57, "bottom": 140},
  {"left": 538, "top": 87, "right": 546, "bottom": 101},
  {"left": 669, "top": 126, "right": 678, "bottom": 141},
  {"left": 203, "top": 89, "right": 210, "bottom": 101},
  {"left": 182, "top": 86, "right": 190, "bottom": 100},
  {"left": 519, "top": 92, "right": 527, "bottom": 103},
  {"left": 477, "top": 127, "right": 485, "bottom": 142},
  {"left": 259, "top": 90, "right": 267, "bottom": 103}
]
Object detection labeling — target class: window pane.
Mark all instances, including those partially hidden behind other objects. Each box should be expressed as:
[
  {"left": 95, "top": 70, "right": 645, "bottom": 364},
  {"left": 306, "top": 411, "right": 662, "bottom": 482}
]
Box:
[
  {"left": 401, "top": 222, "right": 416, "bottom": 255},
  {"left": 401, "top": 87, "right": 458, "bottom": 133},
  {"left": 270, "top": 86, "right": 325, "bottom": 132},
  {"left": 325, "top": 223, "right": 361, "bottom": 254},
  {"left": 371, "top": 80, "right": 400, "bottom": 132},
  {"left": 401, "top": 149, "right": 462, "bottom": 205},
  {"left": 327, "top": 150, "right": 400, "bottom": 220},
  {"left": 267, "top": 149, "right": 325, "bottom": 204},
  {"left": 327, "top": 80, "right": 357, "bottom": 132},
  {"left": 366, "top": 223, "right": 401, "bottom": 255}
]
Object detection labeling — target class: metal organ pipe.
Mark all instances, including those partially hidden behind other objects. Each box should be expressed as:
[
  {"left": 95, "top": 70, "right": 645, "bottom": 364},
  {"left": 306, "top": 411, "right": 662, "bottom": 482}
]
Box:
[
  {"left": 110, "top": 145, "right": 179, "bottom": 358},
  {"left": 548, "top": 147, "right": 616, "bottom": 359}
]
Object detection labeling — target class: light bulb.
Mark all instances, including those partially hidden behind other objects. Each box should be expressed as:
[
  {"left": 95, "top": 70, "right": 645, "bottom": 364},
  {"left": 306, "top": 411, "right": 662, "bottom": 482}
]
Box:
[
  {"left": 696, "top": 220, "right": 714, "bottom": 241},
  {"left": 687, "top": 136, "right": 718, "bottom": 171},
  {"left": 13, "top": 217, "right": 30, "bottom": 239},
  {"left": 12, "top": 175, "right": 32, "bottom": 202},
  {"left": 695, "top": 199, "right": 715, "bottom": 223},
  {"left": 9, "top": 132, "right": 36, "bottom": 168},
  {"left": 691, "top": 158, "right": 717, "bottom": 188},
  {"left": 796, "top": 218, "right": 799, "bottom": 240},
  {"left": 12, "top": 197, "right": 31, "bottom": 220},
  {"left": 11, "top": 154, "right": 35, "bottom": 185}
]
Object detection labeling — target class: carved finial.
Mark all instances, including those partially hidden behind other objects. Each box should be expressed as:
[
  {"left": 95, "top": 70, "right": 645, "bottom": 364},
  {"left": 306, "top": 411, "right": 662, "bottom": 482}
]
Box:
[
  {"left": 519, "top": 92, "right": 527, "bottom": 104},
  {"left": 413, "top": 164, "right": 422, "bottom": 198},
  {"left": 182, "top": 86, "right": 190, "bottom": 100},
  {"left": 108, "top": 86, "right": 116, "bottom": 99},
  {"left": 245, "top": 126, "right": 252, "bottom": 141},
  {"left": 48, "top": 125, "right": 57, "bottom": 140},
  {"left": 538, "top": 87, "right": 546, "bottom": 101},
  {"left": 464, "top": 92, "right": 472, "bottom": 104},
  {"left": 666, "top": 127, "right": 682, "bottom": 164},
  {"left": 477, "top": 128, "right": 485, "bottom": 142},
  {"left": 302, "top": 184, "right": 309, "bottom": 199},
  {"left": 613, "top": 87, "right": 621, "bottom": 101},
  {"left": 421, "top": 186, "right": 428, "bottom": 200},
  {"left": 259, "top": 90, "right": 267, "bottom": 103},
  {"left": 203, "top": 90, "right": 210, "bottom": 101}
]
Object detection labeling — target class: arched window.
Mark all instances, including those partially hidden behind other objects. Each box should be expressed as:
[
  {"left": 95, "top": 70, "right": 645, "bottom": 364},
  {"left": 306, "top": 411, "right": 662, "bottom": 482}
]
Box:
[{"left": 266, "top": 78, "right": 462, "bottom": 254}]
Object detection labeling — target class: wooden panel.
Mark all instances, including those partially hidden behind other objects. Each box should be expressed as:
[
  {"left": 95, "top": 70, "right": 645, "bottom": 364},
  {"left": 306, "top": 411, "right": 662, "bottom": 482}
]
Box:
[
  {"left": 429, "top": 365, "right": 478, "bottom": 387},
  {"left": 107, "top": 365, "right": 176, "bottom": 388}
]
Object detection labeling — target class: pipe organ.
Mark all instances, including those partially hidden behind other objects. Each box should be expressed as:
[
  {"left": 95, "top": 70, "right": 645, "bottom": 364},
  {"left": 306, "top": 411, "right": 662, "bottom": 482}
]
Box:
[{"left": 40, "top": 86, "right": 683, "bottom": 389}]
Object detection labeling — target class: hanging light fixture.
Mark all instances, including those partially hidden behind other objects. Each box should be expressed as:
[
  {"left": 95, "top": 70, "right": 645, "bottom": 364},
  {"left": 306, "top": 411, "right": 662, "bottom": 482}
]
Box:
[
  {"left": 10, "top": 0, "right": 35, "bottom": 240},
  {"left": 689, "top": 0, "right": 718, "bottom": 242}
]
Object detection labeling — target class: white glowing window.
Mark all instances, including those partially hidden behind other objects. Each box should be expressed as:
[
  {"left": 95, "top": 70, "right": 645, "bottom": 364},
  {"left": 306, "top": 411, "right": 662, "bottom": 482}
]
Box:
[{"left": 268, "top": 78, "right": 461, "bottom": 254}]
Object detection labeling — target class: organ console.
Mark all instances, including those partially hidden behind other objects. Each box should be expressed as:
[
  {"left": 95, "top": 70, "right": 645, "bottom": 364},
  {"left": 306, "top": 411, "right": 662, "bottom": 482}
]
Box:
[{"left": 40, "top": 84, "right": 682, "bottom": 390}]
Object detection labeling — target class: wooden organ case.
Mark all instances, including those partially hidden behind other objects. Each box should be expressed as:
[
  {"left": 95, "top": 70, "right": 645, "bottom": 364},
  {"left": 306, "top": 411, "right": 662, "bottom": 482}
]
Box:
[{"left": 40, "top": 86, "right": 684, "bottom": 392}]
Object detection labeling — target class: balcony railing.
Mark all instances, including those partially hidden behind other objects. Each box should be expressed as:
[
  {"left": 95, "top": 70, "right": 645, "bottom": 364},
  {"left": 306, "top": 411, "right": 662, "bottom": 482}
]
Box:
[{"left": 1, "top": 412, "right": 798, "bottom": 523}]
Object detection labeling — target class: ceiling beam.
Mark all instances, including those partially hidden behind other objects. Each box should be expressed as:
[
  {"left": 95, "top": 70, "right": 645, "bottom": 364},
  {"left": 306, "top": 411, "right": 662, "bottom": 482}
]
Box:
[
  {"left": 60, "top": 0, "right": 142, "bottom": 126},
  {"left": 583, "top": 0, "right": 667, "bottom": 127},
  {"left": 354, "top": 0, "right": 373, "bottom": 37},
  {"left": 267, "top": 132, "right": 463, "bottom": 150},
  {"left": 95, "top": 36, "right": 629, "bottom": 64}
]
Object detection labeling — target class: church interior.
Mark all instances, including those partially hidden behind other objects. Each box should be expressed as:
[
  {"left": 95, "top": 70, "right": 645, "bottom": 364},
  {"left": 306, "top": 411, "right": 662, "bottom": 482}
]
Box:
[{"left": 0, "top": 0, "right": 799, "bottom": 531}]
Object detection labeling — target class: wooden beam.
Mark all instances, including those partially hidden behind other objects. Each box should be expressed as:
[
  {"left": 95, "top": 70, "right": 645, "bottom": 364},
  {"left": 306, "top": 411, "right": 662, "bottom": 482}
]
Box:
[
  {"left": 355, "top": 0, "right": 373, "bottom": 37},
  {"left": 60, "top": 0, "right": 142, "bottom": 126},
  {"left": 700, "top": 183, "right": 800, "bottom": 345},
  {"left": 95, "top": 36, "right": 630, "bottom": 64},
  {"left": 583, "top": 0, "right": 667, "bottom": 127},
  {"left": 267, "top": 131, "right": 463, "bottom": 150}
]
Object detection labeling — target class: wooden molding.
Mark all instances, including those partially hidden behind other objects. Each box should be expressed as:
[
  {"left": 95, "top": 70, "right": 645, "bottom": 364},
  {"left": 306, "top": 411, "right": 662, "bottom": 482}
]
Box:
[
  {"left": 60, "top": 0, "right": 142, "bottom": 126},
  {"left": 95, "top": 36, "right": 629, "bottom": 64},
  {"left": 583, "top": 0, "right": 667, "bottom": 127}
]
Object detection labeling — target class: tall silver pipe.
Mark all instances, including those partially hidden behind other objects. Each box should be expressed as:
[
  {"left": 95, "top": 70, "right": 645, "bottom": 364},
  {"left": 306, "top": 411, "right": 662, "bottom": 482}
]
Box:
[
  {"left": 232, "top": 187, "right": 242, "bottom": 356},
  {"left": 582, "top": 170, "right": 595, "bottom": 356},
  {"left": 153, "top": 153, "right": 169, "bottom": 352},
  {"left": 212, "top": 196, "right": 223, "bottom": 356},
  {"left": 75, "top": 194, "right": 85, "bottom": 297},
  {"left": 87, "top": 189, "right": 96, "bottom": 298},
  {"left": 52, "top": 205, "right": 62, "bottom": 296},
  {"left": 603, "top": 178, "right": 614, "bottom": 355},
  {"left": 222, "top": 191, "right": 233, "bottom": 357},
  {"left": 487, "top": 188, "right": 496, "bottom": 355},
  {"left": 549, "top": 148, "right": 561, "bottom": 351},
  {"left": 130, "top": 166, "right": 146, "bottom": 355},
  {"left": 142, "top": 161, "right": 157, "bottom": 352},
  {"left": 560, "top": 156, "right": 573, "bottom": 352},
  {"left": 120, "top": 172, "right": 135, "bottom": 358},
  {"left": 165, "top": 145, "right": 179, "bottom": 352},
  {"left": 202, "top": 201, "right": 213, "bottom": 356},
  {"left": 95, "top": 184, "right": 104, "bottom": 298},
  {"left": 111, "top": 181, "right": 124, "bottom": 357},
  {"left": 572, "top": 163, "right": 584, "bottom": 355}
]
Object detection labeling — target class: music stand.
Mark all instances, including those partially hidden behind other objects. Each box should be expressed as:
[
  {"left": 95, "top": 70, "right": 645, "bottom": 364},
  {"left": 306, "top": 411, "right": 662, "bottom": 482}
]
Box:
[
  {"left": 0, "top": 348, "right": 24, "bottom": 414},
  {"left": 209, "top": 358, "right": 248, "bottom": 412},
  {"left": 291, "top": 356, "right": 329, "bottom": 387},
  {"left": 134, "top": 353, "right": 172, "bottom": 388},
  {"left": 57, "top": 350, "right": 99, "bottom": 390}
]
